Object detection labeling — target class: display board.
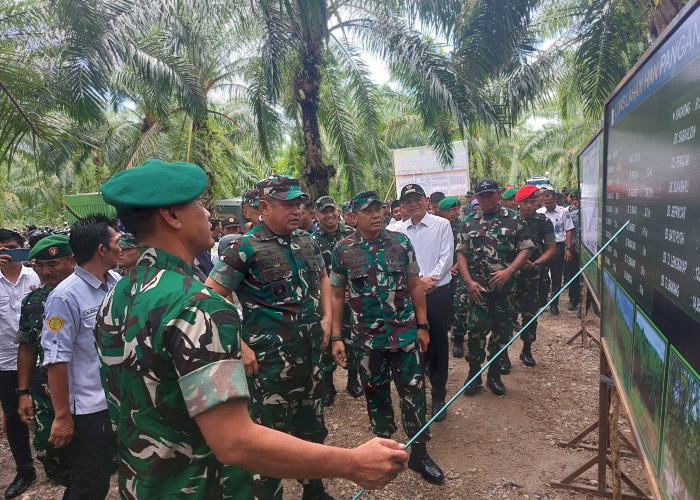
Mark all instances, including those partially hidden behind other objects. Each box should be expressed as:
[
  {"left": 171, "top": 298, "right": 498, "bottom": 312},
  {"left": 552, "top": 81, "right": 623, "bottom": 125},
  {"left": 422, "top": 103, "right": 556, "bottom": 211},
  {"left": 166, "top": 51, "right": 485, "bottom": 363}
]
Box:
[
  {"left": 577, "top": 131, "right": 603, "bottom": 299},
  {"left": 392, "top": 141, "right": 469, "bottom": 198},
  {"left": 602, "top": 3, "right": 700, "bottom": 499}
]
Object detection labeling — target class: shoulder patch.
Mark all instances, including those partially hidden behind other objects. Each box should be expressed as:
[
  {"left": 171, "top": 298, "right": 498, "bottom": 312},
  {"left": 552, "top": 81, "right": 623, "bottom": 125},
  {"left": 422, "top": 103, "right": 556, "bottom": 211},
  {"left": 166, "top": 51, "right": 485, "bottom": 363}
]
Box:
[{"left": 47, "top": 317, "right": 64, "bottom": 332}]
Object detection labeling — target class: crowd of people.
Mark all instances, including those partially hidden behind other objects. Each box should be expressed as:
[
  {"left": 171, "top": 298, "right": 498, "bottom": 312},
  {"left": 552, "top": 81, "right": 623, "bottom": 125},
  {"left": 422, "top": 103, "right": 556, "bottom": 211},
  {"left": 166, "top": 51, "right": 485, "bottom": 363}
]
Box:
[{"left": 0, "top": 159, "right": 583, "bottom": 500}]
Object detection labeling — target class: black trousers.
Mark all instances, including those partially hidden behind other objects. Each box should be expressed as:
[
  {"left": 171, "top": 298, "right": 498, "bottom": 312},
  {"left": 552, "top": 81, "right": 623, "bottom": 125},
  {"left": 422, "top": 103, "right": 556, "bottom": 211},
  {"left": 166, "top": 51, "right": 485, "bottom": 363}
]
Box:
[
  {"left": 0, "top": 369, "right": 34, "bottom": 472},
  {"left": 63, "top": 409, "right": 116, "bottom": 500},
  {"left": 425, "top": 284, "right": 451, "bottom": 402},
  {"left": 564, "top": 250, "right": 581, "bottom": 306},
  {"left": 548, "top": 243, "right": 566, "bottom": 307}
]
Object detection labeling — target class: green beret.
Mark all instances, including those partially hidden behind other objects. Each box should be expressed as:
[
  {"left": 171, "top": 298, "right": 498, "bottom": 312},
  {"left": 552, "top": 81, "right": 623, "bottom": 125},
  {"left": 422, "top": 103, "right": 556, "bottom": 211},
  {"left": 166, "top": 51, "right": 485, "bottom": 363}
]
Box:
[
  {"left": 501, "top": 187, "right": 519, "bottom": 200},
  {"left": 101, "top": 159, "right": 208, "bottom": 215},
  {"left": 118, "top": 233, "right": 139, "bottom": 249},
  {"left": 438, "top": 196, "right": 461, "bottom": 211},
  {"left": 257, "top": 175, "right": 307, "bottom": 201},
  {"left": 350, "top": 191, "right": 382, "bottom": 212},
  {"left": 28, "top": 235, "right": 72, "bottom": 261}
]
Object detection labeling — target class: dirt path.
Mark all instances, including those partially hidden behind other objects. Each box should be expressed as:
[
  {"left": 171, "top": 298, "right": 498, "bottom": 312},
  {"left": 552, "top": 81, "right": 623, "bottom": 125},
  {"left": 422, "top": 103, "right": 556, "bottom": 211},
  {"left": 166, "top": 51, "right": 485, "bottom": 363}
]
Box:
[{"left": 0, "top": 306, "right": 652, "bottom": 499}]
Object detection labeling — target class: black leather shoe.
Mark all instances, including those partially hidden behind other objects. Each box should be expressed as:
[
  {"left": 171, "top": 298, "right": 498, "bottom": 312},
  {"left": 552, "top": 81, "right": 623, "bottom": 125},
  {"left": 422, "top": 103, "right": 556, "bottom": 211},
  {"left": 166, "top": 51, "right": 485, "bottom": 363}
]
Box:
[
  {"left": 520, "top": 343, "right": 536, "bottom": 367},
  {"left": 346, "top": 380, "right": 363, "bottom": 398},
  {"left": 323, "top": 379, "right": 336, "bottom": 407},
  {"left": 5, "top": 468, "right": 36, "bottom": 499},
  {"left": 577, "top": 307, "right": 582, "bottom": 319},
  {"left": 486, "top": 364, "right": 506, "bottom": 395},
  {"left": 550, "top": 304, "right": 560, "bottom": 315},
  {"left": 408, "top": 444, "right": 444, "bottom": 484},
  {"left": 567, "top": 302, "right": 578, "bottom": 311},
  {"left": 301, "top": 480, "right": 335, "bottom": 500},
  {"left": 463, "top": 363, "right": 482, "bottom": 396},
  {"left": 452, "top": 337, "right": 464, "bottom": 358},
  {"left": 431, "top": 400, "right": 447, "bottom": 422},
  {"left": 499, "top": 353, "right": 511, "bottom": 375}
]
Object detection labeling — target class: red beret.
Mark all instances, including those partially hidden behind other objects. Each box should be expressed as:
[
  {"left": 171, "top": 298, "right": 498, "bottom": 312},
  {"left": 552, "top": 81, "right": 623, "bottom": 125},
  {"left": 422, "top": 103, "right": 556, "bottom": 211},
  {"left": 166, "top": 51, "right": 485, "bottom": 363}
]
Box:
[{"left": 515, "top": 185, "right": 539, "bottom": 201}]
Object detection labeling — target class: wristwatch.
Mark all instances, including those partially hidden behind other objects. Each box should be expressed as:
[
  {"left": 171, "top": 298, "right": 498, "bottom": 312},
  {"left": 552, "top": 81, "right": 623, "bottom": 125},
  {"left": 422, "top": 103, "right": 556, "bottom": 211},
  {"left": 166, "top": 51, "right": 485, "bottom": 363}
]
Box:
[
  {"left": 416, "top": 323, "right": 429, "bottom": 330},
  {"left": 533, "top": 261, "right": 540, "bottom": 269},
  {"left": 15, "top": 388, "right": 31, "bottom": 396}
]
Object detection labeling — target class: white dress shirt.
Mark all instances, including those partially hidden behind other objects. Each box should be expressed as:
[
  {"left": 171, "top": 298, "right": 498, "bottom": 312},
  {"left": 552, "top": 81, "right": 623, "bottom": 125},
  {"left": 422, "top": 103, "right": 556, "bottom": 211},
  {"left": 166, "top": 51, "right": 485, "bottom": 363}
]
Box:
[
  {"left": 42, "top": 266, "right": 120, "bottom": 415},
  {"left": 0, "top": 265, "right": 40, "bottom": 371},
  {"left": 404, "top": 213, "right": 453, "bottom": 287},
  {"left": 537, "top": 205, "right": 574, "bottom": 243},
  {"left": 386, "top": 218, "right": 407, "bottom": 234}
]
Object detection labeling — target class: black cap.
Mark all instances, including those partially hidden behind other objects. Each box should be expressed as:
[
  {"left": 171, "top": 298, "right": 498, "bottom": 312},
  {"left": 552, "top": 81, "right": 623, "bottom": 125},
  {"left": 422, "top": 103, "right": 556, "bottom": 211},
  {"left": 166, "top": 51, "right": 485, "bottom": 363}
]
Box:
[
  {"left": 390, "top": 200, "right": 401, "bottom": 210},
  {"left": 222, "top": 216, "right": 239, "bottom": 227},
  {"left": 474, "top": 178, "right": 499, "bottom": 195},
  {"left": 400, "top": 183, "right": 426, "bottom": 200}
]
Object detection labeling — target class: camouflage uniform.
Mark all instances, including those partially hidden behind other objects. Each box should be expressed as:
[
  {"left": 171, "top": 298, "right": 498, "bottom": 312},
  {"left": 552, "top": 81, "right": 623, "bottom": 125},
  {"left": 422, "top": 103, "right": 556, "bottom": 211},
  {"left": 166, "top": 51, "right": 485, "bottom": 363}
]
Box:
[
  {"left": 515, "top": 214, "right": 555, "bottom": 344},
  {"left": 16, "top": 285, "right": 71, "bottom": 486},
  {"left": 450, "top": 217, "right": 469, "bottom": 343},
  {"left": 209, "top": 221, "right": 327, "bottom": 499},
  {"left": 95, "top": 248, "right": 258, "bottom": 500},
  {"left": 456, "top": 206, "right": 533, "bottom": 364},
  {"left": 312, "top": 221, "right": 356, "bottom": 375},
  {"left": 330, "top": 229, "right": 429, "bottom": 443}
]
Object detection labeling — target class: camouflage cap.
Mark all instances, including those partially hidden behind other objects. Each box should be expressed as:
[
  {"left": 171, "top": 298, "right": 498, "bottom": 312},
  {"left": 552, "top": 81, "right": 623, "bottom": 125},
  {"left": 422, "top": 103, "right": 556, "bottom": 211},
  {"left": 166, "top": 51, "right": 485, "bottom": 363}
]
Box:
[
  {"left": 242, "top": 189, "right": 259, "bottom": 207},
  {"left": 350, "top": 191, "right": 382, "bottom": 212},
  {"left": 28, "top": 234, "right": 72, "bottom": 261},
  {"left": 315, "top": 196, "right": 337, "bottom": 212},
  {"left": 257, "top": 175, "right": 308, "bottom": 201},
  {"left": 501, "top": 187, "right": 519, "bottom": 200},
  {"left": 118, "top": 233, "right": 139, "bottom": 250},
  {"left": 340, "top": 201, "right": 352, "bottom": 214},
  {"left": 437, "top": 196, "right": 461, "bottom": 211}
]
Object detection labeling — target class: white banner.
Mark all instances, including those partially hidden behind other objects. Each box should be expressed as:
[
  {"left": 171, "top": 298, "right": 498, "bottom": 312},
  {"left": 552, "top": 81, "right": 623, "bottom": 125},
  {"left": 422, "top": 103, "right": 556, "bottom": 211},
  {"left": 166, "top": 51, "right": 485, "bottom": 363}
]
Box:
[{"left": 392, "top": 142, "right": 470, "bottom": 198}]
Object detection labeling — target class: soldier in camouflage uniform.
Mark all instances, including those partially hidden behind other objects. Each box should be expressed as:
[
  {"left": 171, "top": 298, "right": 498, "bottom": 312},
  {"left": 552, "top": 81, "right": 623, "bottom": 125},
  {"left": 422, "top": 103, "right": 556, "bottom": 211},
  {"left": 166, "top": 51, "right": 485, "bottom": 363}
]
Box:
[
  {"left": 97, "top": 161, "right": 407, "bottom": 500},
  {"left": 16, "top": 235, "right": 75, "bottom": 488},
  {"left": 207, "top": 175, "right": 335, "bottom": 500},
  {"left": 312, "top": 195, "right": 363, "bottom": 406},
  {"left": 330, "top": 191, "right": 444, "bottom": 485},
  {"left": 456, "top": 179, "right": 533, "bottom": 396},
  {"left": 513, "top": 185, "right": 556, "bottom": 367},
  {"left": 242, "top": 189, "right": 261, "bottom": 233},
  {"left": 437, "top": 196, "right": 468, "bottom": 358}
]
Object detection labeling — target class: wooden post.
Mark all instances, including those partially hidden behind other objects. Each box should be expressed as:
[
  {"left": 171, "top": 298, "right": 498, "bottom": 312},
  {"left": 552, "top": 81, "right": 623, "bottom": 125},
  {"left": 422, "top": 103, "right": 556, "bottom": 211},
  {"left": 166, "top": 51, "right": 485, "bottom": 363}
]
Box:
[{"left": 610, "top": 388, "right": 622, "bottom": 500}]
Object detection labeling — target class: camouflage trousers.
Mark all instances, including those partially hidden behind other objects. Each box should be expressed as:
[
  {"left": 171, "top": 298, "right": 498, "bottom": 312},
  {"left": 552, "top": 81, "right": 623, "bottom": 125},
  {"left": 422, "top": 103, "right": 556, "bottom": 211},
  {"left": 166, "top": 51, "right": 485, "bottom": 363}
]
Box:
[
  {"left": 451, "top": 275, "right": 469, "bottom": 339},
  {"left": 248, "top": 366, "right": 327, "bottom": 500},
  {"left": 358, "top": 342, "right": 429, "bottom": 444},
  {"left": 466, "top": 288, "right": 514, "bottom": 365},
  {"left": 32, "top": 375, "right": 71, "bottom": 487},
  {"left": 514, "top": 270, "right": 540, "bottom": 344}
]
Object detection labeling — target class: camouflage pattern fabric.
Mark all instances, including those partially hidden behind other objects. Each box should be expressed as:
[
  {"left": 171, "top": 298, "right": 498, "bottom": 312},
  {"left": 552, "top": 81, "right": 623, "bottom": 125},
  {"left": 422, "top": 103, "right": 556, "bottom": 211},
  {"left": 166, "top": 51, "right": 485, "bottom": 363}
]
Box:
[
  {"left": 450, "top": 218, "right": 468, "bottom": 340},
  {"left": 358, "top": 343, "right": 428, "bottom": 443},
  {"left": 209, "top": 222, "right": 327, "bottom": 499},
  {"left": 312, "top": 222, "right": 357, "bottom": 374},
  {"left": 94, "top": 247, "right": 258, "bottom": 500},
  {"left": 16, "top": 286, "right": 71, "bottom": 486},
  {"left": 329, "top": 230, "right": 421, "bottom": 350},
  {"left": 457, "top": 207, "right": 533, "bottom": 363}
]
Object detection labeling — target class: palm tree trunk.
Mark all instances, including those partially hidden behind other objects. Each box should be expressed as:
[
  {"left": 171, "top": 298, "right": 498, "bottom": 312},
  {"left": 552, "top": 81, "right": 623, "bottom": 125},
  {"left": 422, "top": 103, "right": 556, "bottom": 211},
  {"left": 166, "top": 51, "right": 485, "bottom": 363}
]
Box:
[{"left": 293, "top": 33, "right": 335, "bottom": 198}]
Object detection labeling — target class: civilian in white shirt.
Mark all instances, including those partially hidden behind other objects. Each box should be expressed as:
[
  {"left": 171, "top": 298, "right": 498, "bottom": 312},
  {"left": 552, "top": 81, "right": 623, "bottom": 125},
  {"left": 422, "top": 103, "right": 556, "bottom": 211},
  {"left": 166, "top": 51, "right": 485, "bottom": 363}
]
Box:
[
  {"left": 385, "top": 200, "right": 407, "bottom": 234},
  {"left": 42, "top": 216, "right": 121, "bottom": 500},
  {"left": 536, "top": 190, "right": 574, "bottom": 315},
  {"left": 0, "top": 229, "right": 40, "bottom": 498},
  {"left": 401, "top": 184, "right": 453, "bottom": 422}
]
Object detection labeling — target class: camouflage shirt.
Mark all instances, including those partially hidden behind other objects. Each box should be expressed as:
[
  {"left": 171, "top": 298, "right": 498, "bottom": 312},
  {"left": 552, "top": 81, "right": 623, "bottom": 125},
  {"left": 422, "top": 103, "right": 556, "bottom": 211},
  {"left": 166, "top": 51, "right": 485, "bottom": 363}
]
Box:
[
  {"left": 330, "top": 229, "right": 420, "bottom": 351},
  {"left": 16, "top": 285, "right": 53, "bottom": 382},
  {"left": 456, "top": 206, "right": 534, "bottom": 289},
  {"left": 209, "top": 222, "right": 325, "bottom": 381},
  {"left": 522, "top": 213, "right": 556, "bottom": 264},
  {"left": 450, "top": 218, "right": 466, "bottom": 263},
  {"left": 95, "top": 248, "right": 255, "bottom": 500},
  {"left": 312, "top": 222, "right": 355, "bottom": 274}
]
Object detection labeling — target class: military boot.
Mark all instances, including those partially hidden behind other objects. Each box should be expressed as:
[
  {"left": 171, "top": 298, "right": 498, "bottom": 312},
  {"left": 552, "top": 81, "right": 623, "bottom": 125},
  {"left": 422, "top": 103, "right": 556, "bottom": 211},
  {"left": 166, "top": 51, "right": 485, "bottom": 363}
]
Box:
[
  {"left": 452, "top": 336, "right": 464, "bottom": 358},
  {"left": 462, "top": 362, "right": 482, "bottom": 396},
  {"left": 499, "top": 351, "right": 511, "bottom": 375},
  {"left": 346, "top": 368, "right": 363, "bottom": 398},
  {"left": 322, "top": 374, "right": 336, "bottom": 407},
  {"left": 301, "top": 480, "right": 335, "bottom": 500},
  {"left": 486, "top": 362, "right": 506, "bottom": 395},
  {"left": 408, "top": 443, "right": 444, "bottom": 484},
  {"left": 520, "top": 342, "right": 536, "bottom": 367}
]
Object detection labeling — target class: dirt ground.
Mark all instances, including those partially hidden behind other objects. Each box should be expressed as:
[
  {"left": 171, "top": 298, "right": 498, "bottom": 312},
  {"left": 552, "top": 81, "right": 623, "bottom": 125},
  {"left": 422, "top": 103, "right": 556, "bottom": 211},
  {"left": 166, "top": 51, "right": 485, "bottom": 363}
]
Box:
[{"left": 0, "top": 304, "right": 653, "bottom": 499}]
